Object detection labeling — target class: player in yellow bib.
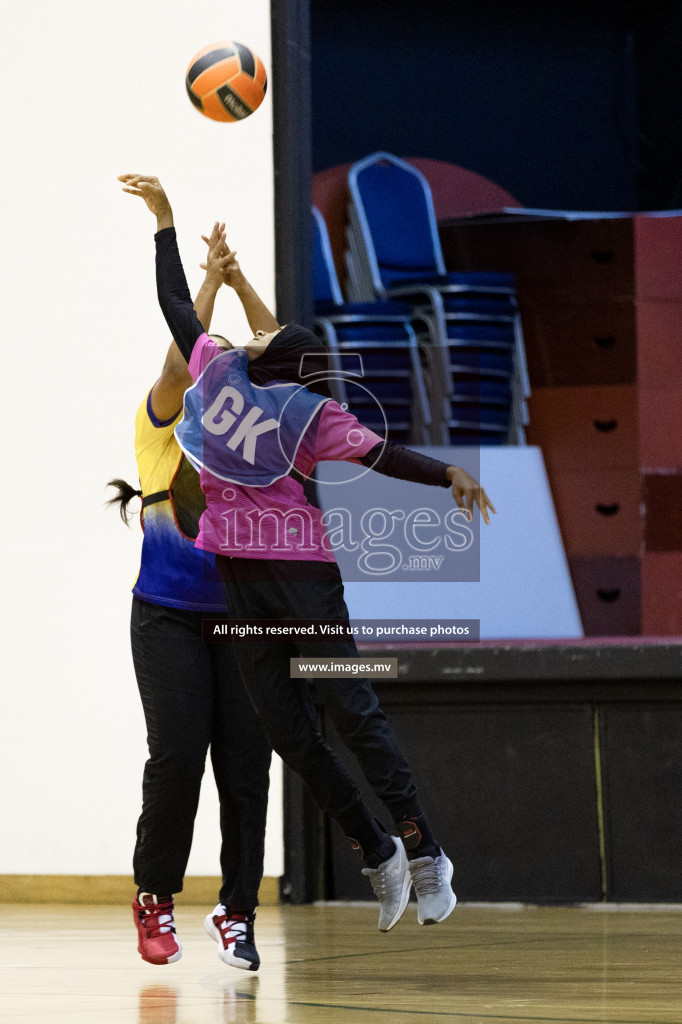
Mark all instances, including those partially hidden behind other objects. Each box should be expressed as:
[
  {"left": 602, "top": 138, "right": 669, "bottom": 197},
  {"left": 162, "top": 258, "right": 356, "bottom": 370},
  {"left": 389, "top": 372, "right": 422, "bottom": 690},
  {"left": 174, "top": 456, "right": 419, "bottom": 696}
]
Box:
[{"left": 108, "top": 223, "right": 275, "bottom": 971}]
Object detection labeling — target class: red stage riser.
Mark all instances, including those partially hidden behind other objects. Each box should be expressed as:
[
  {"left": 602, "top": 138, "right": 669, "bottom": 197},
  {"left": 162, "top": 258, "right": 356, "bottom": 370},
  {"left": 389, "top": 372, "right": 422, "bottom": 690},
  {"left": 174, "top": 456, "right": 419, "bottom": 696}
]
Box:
[
  {"left": 519, "top": 299, "right": 636, "bottom": 388},
  {"left": 549, "top": 470, "right": 643, "bottom": 557},
  {"left": 568, "top": 556, "right": 642, "bottom": 636},
  {"left": 527, "top": 385, "right": 639, "bottom": 472}
]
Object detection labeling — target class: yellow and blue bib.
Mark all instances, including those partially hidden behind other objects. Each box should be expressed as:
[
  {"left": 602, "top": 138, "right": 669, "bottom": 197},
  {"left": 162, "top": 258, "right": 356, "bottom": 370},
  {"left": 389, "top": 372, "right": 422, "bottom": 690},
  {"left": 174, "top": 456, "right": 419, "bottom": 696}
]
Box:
[{"left": 132, "top": 391, "right": 226, "bottom": 611}]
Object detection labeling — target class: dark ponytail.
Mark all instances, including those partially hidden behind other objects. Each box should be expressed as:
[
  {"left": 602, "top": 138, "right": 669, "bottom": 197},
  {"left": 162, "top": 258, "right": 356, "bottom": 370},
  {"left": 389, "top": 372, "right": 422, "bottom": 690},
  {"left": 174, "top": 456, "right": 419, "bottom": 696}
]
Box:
[{"left": 106, "top": 478, "right": 142, "bottom": 525}]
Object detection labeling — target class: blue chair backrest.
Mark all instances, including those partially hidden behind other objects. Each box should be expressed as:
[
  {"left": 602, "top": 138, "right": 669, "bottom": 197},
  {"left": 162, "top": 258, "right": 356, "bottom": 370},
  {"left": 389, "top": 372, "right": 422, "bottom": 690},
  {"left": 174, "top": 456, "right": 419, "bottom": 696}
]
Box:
[
  {"left": 349, "top": 153, "right": 446, "bottom": 291},
  {"left": 312, "top": 206, "right": 344, "bottom": 307}
]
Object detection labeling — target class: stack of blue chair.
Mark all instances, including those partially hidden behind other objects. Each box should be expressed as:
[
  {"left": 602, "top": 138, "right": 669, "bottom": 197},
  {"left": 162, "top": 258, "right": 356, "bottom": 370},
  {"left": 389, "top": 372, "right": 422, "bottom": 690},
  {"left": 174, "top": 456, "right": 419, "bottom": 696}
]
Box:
[
  {"left": 345, "top": 152, "right": 530, "bottom": 446},
  {"left": 312, "top": 206, "right": 430, "bottom": 444}
]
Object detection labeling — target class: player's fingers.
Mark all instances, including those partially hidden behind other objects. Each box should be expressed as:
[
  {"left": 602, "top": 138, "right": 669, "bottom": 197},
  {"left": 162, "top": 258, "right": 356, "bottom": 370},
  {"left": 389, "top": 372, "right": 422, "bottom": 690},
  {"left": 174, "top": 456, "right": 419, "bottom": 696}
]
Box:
[
  {"left": 475, "top": 489, "right": 494, "bottom": 525},
  {"left": 455, "top": 488, "right": 474, "bottom": 521},
  {"left": 120, "top": 174, "right": 150, "bottom": 186},
  {"left": 204, "top": 229, "right": 228, "bottom": 253},
  {"left": 451, "top": 487, "right": 466, "bottom": 511}
]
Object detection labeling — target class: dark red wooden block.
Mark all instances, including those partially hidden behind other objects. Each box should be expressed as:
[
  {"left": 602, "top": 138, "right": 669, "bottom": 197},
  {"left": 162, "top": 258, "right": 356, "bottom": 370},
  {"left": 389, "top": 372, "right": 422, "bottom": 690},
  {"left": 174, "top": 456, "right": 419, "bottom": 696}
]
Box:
[
  {"left": 641, "top": 553, "right": 682, "bottom": 635},
  {"left": 644, "top": 473, "right": 682, "bottom": 551},
  {"left": 441, "top": 218, "right": 636, "bottom": 302},
  {"left": 634, "top": 216, "right": 682, "bottom": 302},
  {"left": 527, "top": 386, "right": 639, "bottom": 471},
  {"left": 520, "top": 300, "right": 636, "bottom": 388},
  {"left": 636, "top": 301, "right": 682, "bottom": 387},
  {"left": 638, "top": 387, "right": 682, "bottom": 469},
  {"left": 569, "top": 556, "right": 641, "bottom": 636},
  {"left": 550, "top": 470, "right": 643, "bottom": 556}
]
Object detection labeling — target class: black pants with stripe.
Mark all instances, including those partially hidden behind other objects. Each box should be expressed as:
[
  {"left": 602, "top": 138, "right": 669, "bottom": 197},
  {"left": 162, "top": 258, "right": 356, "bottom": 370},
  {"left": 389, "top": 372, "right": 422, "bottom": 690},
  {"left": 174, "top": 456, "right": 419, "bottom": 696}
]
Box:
[
  {"left": 130, "top": 597, "right": 272, "bottom": 908},
  {"left": 216, "top": 556, "right": 422, "bottom": 856}
]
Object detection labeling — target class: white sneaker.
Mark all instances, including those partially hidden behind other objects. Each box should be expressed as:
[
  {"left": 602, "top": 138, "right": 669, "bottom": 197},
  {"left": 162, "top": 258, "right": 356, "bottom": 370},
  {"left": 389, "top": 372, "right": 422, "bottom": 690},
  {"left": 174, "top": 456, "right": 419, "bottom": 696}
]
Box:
[
  {"left": 204, "top": 904, "right": 260, "bottom": 971},
  {"left": 362, "top": 836, "right": 411, "bottom": 932},
  {"left": 408, "top": 851, "right": 457, "bottom": 925}
]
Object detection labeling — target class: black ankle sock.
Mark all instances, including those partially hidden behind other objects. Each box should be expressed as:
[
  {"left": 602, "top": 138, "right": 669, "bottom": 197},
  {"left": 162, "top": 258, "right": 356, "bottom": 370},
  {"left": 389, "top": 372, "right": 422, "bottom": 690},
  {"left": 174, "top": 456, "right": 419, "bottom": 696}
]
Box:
[
  {"left": 363, "top": 834, "right": 397, "bottom": 868},
  {"left": 346, "top": 814, "right": 394, "bottom": 867},
  {"left": 398, "top": 814, "right": 440, "bottom": 861},
  {"left": 137, "top": 889, "right": 172, "bottom": 902},
  {"left": 228, "top": 907, "right": 255, "bottom": 920}
]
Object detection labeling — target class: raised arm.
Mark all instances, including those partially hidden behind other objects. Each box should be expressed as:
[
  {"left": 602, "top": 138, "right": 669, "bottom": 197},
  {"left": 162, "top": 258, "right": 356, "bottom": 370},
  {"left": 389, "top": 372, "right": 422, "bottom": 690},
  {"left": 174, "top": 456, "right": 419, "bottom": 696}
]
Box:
[
  {"left": 118, "top": 173, "right": 205, "bottom": 362},
  {"left": 194, "top": 221, "right": 227, "bottom": 331},
  {"left": 202, "top": 233, "right": 280, "bottom": 335},
  {"left": 149, "top": 227, "right": 226, "bottom": 421}
]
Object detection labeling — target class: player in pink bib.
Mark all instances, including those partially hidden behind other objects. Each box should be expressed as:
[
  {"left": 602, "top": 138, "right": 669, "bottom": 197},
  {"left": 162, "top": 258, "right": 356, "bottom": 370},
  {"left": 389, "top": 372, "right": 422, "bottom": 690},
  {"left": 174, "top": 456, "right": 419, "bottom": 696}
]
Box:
[{"left": 176, "top": 330, "right": 387, "bottom": 560}]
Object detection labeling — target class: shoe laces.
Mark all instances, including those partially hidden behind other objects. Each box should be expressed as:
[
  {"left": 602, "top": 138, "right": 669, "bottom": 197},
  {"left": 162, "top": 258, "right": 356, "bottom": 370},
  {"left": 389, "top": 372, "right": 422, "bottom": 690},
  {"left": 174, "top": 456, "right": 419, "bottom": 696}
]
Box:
[
  {"left": 361, "top": 862, "right": 390, "bottom": 899},
  {"left": 137, "top": 895, "right": 175, "bottom": 938},
  {"left": 214, "top": 906, "right": 255, "bottom": 948},
  {"left": 410, "top": 858, "right": 441, "bottom": 896}
]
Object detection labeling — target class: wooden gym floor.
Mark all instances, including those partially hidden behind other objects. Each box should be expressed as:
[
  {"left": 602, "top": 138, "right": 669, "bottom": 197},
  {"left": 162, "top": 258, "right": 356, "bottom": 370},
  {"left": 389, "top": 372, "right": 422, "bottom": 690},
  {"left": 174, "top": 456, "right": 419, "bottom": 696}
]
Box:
[{"left": 2, "top": 902, "right": 682, "bottom": 1023}]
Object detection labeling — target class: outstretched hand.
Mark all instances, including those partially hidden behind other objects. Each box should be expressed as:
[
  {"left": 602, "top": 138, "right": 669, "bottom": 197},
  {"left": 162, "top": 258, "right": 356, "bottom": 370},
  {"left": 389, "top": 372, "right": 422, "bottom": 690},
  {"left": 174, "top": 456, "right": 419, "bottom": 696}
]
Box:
[
  {"left": 201, "top": 229, "right": 244, "bottom": 289},
  {"left": 447, "top": 466, "right": 496, "bottom": 525},
  {"left": 118, "top": 174, "right": 173, "bottom": 229},
  {"left": 199, "top": 221, "right": 228, "bottom": 284}
]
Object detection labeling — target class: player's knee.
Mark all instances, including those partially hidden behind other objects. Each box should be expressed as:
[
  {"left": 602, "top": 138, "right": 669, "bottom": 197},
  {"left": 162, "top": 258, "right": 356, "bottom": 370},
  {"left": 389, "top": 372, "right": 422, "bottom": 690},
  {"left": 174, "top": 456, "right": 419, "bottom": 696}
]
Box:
[
  {"left": 270, "top": 730, "right": 325, "bottom": 773},
  {"left": 144, "top": 748, "right": 207, "bottom": 783}
]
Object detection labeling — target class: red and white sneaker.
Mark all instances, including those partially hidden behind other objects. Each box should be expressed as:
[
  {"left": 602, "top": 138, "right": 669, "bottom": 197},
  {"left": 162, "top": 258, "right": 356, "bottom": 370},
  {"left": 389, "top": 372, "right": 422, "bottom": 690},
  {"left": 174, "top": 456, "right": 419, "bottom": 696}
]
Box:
[
  {"left": 132, "top": 892, "right": 182, "bottom": 965},
  {"left": 204, "top": 904, "right": 260, "bottom": 971}
]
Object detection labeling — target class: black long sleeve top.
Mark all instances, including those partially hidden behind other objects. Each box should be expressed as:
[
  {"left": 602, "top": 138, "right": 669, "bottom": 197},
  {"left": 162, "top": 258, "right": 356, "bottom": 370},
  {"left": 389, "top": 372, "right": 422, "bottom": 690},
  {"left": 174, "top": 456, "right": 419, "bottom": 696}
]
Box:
[
  {"left": 155, "top": 226, "right": 203, "bottom": 361},
  {"left": 361, "top": 442, "right": 451, "bottom": 487}
]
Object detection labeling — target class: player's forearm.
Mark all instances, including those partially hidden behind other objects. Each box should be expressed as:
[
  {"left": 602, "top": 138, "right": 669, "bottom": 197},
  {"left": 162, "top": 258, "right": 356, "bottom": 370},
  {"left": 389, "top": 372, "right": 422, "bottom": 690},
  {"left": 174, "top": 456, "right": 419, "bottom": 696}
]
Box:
[
  {"left": 155, "top": 227, "right": 204, "bottom": 362},
  {"left": 156, "top": 207, "right": 174, "bottom": 232},
  {"left": 193, "top": 274, "right": 222, "bottom": 332},
  {"left": 232, "top": 277, "right": 280, "bottom": 334},
  {"left": 359, "top": 442, "right": 451, "bottom": 487}
]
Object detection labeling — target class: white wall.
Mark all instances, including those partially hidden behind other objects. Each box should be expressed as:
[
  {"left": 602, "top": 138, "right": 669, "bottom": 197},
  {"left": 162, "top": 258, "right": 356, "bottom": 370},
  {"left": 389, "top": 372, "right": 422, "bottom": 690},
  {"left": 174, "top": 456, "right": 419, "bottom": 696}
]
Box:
[{"left": 0, "top": 1, "right": 283, "bottom": 878}]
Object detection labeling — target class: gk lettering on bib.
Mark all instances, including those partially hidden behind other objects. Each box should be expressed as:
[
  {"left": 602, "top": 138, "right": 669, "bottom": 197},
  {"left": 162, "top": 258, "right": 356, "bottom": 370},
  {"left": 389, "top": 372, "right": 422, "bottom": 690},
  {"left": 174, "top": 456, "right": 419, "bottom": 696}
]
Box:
[{"left": 175, "top": 349, "right": 330, "bottom": 486}]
